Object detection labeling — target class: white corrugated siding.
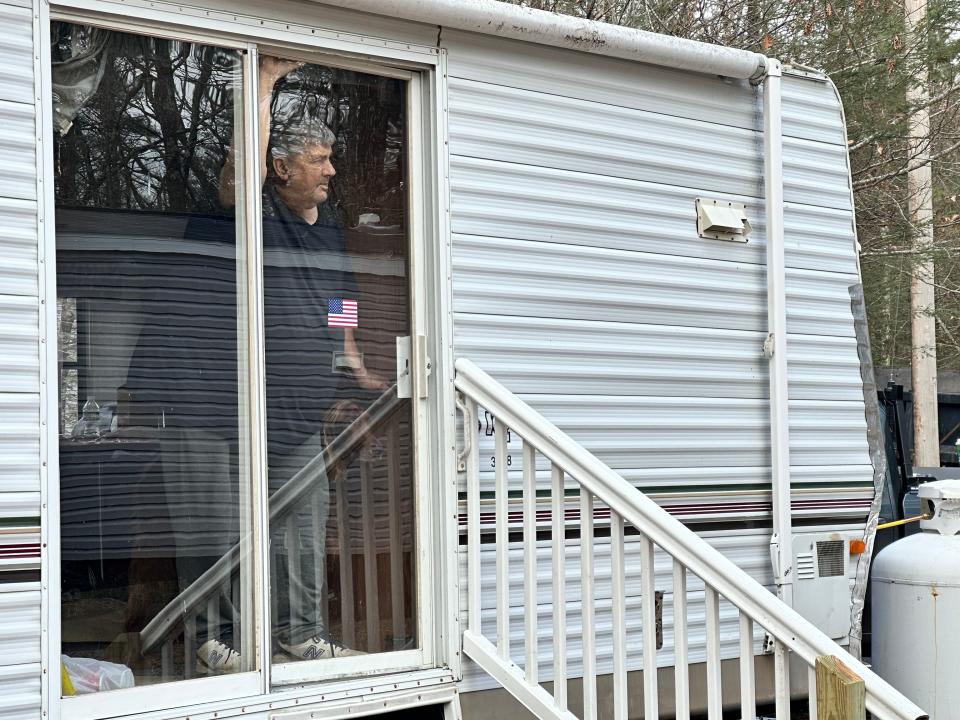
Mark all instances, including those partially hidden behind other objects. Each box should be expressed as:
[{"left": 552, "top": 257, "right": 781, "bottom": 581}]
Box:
[
  {"left": 449, "top": 155, "right": 858, "bottom": 275},
  {"left": 0, "top": 2, "right": 40, "bottom": 719},
  {"left": 0, "top": 1, "right": 39, "bottom": 516},
  {"left": 452, "top": 233, "right": 857, "bottom": 336},
  {"left": 0, "top": 5, "right": 33, "bottom": 105},
  {"left": 0, "top": 295, "right": 40, "bottom": 397},
  {"left": 0, "top": 391, "right": 39, "bottom": 506},
  {"left": 0, "top": 199, "right": 39, "bottom": 300},
  {"left": 0, "top": 100, "right": 36, "bottom": 202},
  {"left": 467, "top": 396, "right": 869, "bottom": 469},
  {"left": 444, "top": 28, "right": 867, "bottom": 689},
  {"left": 0, "top": 585, "right": 41, "bottom": 666},
  {"left": 0, "top": 662, "right": 40, "bottom": 720},
  {"left": 455, "top": 315, "right": 863, "bottom": 401},
  {"left": 442, "top": 29, "right": 759, "bottom": 131}
]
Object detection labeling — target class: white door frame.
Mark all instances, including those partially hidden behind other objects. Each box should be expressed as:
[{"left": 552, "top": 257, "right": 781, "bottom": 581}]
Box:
[{"left": 38, "top": 2, "right": 455, "bottom": 717}]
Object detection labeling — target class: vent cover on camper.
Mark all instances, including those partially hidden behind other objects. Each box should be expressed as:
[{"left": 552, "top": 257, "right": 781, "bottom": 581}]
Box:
[
  {"left": 816, "top": 540, "right": 846, "bottom": 577},
  {"left": 695, "top": 197, "right": 752, "bottom": 242},
  {"left": 792, "top": 533, "right": 851, "bottom": 640}
]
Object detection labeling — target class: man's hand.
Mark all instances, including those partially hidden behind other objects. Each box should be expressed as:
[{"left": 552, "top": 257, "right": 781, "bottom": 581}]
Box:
[
  {"left": 220, "top": 55, "right": 304, "bottom": 208},
  {"left": 356, "top": 370, "right": 389, "bottom": 392},
  {"left": 259, "top": 57, "right": 302, "bottom": 90},
  {"left": 342, "top": 329, "right": 389, "bottom": 392}
]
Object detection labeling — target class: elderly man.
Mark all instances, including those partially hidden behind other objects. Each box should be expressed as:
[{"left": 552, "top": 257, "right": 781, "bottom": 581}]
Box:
[{"left": 197, "top": 56, "right": 381, "bottom": 673}]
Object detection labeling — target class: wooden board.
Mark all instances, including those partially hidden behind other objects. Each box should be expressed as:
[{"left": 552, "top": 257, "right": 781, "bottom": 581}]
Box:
[{"left": 816, "top": 655, "right": 866, "bottom": 720}]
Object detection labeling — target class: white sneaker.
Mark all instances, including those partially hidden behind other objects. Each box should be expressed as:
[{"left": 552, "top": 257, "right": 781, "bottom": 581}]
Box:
[
  {"left": 278, "top": 635, "right": 366, "bottom": 660},
  {"left": 196, "top": 639, "right": 241, "bottom": 674}
]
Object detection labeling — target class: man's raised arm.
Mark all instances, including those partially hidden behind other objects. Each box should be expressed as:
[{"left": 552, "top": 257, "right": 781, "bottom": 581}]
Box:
[{"left": 218, "top": 57, "right": 301, "bottom": 208}]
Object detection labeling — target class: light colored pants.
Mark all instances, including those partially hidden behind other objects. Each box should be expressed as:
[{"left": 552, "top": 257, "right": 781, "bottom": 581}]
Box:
[{"left": 268, "top": 427, "right": 331, "bottom": 645}]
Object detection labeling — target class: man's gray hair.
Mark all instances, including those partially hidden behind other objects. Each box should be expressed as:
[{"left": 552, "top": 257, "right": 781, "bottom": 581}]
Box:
[{"left": 268, "top": 117, "right": 337, "bottom": 163}]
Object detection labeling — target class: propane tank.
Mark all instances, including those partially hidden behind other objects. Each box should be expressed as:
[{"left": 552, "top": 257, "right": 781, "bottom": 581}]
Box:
[{"left": 872, "top": 479, "right": 960, "bottom": 719}]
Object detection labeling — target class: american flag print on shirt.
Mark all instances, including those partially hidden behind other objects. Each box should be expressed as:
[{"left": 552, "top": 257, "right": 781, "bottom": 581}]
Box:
[{"left": 327, "top": 298, "right": 358, "bottom": 328}]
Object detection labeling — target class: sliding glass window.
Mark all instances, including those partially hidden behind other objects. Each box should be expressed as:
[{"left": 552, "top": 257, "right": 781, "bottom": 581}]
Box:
[
  {"left": 256, "top": 55, "right": 417, "bottom": 667},
  {"left": 53, "top": 22, "right": 255, "bottom": 690},
  {"left": 50, "top": 18, "right": 425, "bottom": 710}
]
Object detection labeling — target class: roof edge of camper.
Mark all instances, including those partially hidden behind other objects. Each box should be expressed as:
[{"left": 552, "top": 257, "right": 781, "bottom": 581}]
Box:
[{"left": 312, "top": 0, "right": 769, "bottom": 81}]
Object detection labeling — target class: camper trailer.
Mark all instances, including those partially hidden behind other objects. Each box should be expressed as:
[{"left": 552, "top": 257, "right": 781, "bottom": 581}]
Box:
[{"left": 0, "top": 0, "right": 927, "bottom": 718}]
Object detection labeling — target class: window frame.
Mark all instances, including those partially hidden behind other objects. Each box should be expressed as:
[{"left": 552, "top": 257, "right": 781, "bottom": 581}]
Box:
[
  {"left": 38, "top": 3, "right": 447, "bottom": 718},
  {"left": 257, "top": 46, "right": 434, "bottom": 687},
  {"left": 43, "top": 22, "right": 264, "bottom": 720}
]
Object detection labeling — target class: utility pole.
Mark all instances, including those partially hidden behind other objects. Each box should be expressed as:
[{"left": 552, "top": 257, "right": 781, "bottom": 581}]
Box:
[{"left": 905, "top": 0, "right": 939, "bottom": 467}]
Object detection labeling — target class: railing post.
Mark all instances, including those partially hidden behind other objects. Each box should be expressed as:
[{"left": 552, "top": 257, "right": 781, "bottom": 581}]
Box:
[
  {"left": 495, "top": 417, "right": 510, "bottom": 660},
  {"left": 775, "top": 639, "right": 792, "bottom": 720},
  {"left": 551, "top": 464, "right": 567, "bottom": 711},
  {"left": 523, "top": 441, "right": 538, "bottom": 684},
  {"left": 739, "top": 613, "right": 756, "bottom": 720},
  {"left": 336, "top": 470, "right": 355, "bottom": 648},
  {"left": 580, "top": 491, "right": 597, "bottom": 720},
  {"left": 809, "top": 665, "right": 820, "bottom": 720},
  {"left": 464, "top": 396, "right": 481, "bottom": 636},
  {"left": 640, "top": 535, "right": 659, "bottom": 720},
  {"left": 673, "top": 561, "right": 690, "bottom": 720},
  {"left": 388, "top": 424, "right": 405, "bottom": 646},
  {"left": 206, "top": 595, "right": 220, "bottom": 652},
  {"left": 161, "top": 638, "right": 173, "bottom": 681},
  {"left": 184, "top": 614, "right": 197, "bottom": 679},
  {"left": 815, "top": 655, "right": 865, "bottom": 720},
  {"left": 233, "top": 574, "right": 242, "bottom": 656},
  {"left": 610, "top": 512, "right": 627, "bottom": 720},
  {"left": 311, "top": 490, "right": 326, "bottom": 627},
  {"left": 705, "top": 586, "right": 722, "bottom": 720},
  {"left": 286, "top": 513, "right": 302, "bottom": 646},
  {"left": 361, "top": 458, "right": 381, "bottom": 651}
]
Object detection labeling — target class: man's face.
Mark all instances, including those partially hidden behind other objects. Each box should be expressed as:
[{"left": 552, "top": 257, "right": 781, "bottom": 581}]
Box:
[{"left": 274, "top": 142, "right": 336, "bottom": 209}]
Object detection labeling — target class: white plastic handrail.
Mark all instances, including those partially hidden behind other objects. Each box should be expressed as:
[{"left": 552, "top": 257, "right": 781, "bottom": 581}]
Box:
[{"left": 455, "top": 357, "right": 926, "bottom": 720}]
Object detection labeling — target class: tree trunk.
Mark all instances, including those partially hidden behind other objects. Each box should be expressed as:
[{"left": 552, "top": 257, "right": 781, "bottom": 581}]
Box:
[{"left": 906, "top": 0, "right": 939, "bottom": 467}]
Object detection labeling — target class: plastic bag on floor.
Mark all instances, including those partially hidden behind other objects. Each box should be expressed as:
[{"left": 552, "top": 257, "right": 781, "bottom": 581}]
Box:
[{"left": 61, "top": 655, "right": 134, "bottom": 694}]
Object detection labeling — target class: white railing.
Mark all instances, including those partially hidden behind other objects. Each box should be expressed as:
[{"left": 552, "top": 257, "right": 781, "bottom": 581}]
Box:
[{"left": 454, "top": 358, "right": 926, "bottom": 720}]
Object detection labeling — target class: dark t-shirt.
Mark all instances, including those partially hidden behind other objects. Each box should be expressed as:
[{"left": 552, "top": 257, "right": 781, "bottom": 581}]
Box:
[
  {"left": 260, "top": 183, "right": 360, "bottom": 463},
  {"left": 124, "top": 186, "right": 359, "bottom": 468}
]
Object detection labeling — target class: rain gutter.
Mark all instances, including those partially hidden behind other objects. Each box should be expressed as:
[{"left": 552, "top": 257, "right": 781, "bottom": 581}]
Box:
[{"left": 312, "top": 0, "right": 767, "bottom": 81}]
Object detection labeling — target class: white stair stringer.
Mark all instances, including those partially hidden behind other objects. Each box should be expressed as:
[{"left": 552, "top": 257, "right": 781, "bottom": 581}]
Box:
[{"left": 462, "top": 631, "right": 578, "bottom": 720}]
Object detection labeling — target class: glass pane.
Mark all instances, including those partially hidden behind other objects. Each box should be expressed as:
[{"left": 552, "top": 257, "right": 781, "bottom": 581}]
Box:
[
  {"left": 53, "top": 23, "right": 253, "bottom": 690},
  {"left": 258, "top": 56, "right": 416, "bottom": 662}
]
